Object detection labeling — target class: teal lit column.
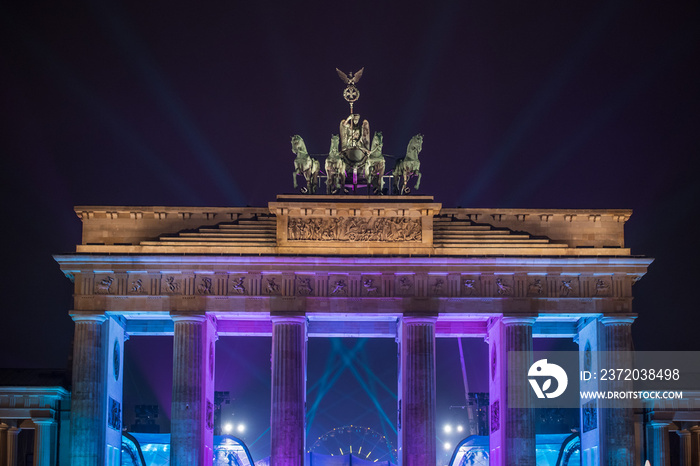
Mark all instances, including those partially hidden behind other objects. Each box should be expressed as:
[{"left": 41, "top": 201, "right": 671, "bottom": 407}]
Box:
[
  {"left": 70, "top": 314, "right": 107, "bottom": 465},
  {"left": 69, "top": 313, "right": 125, "bottom": 466},
  {"left": 600, "top": 316, "right": 636, "bottom": 466}
]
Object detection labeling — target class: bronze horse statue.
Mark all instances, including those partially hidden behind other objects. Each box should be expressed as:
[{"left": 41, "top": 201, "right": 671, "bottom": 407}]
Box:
[
  {"left": 393, "top": 134, "right": 423, "bottom": 194},
  {"left": 324, "top": 134, "right": 346, "bottom": 194},
  {"left": 291, "top": 135, "right": 320, "bottom": 194},
  {"left": 364, "top": 131, "right": 385, "bottom": 194}
]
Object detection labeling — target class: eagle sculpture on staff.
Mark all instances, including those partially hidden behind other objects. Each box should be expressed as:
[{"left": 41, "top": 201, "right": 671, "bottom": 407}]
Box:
[
  {"left": 336, "top": 67, "right": 364, "bottom": 113},
  {"left": 336, "top": 67, "right": 364, "bottom": 86}
]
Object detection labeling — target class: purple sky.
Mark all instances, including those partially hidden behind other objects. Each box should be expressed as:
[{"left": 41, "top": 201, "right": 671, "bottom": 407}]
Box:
[{"left": 2, "top": 0, "right": 699, "bottom": 461}]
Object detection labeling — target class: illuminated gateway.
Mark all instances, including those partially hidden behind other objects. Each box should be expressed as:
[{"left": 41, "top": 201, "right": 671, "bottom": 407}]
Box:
[{"left": 4, "top": 71, "right": 698, "bottom": 466}]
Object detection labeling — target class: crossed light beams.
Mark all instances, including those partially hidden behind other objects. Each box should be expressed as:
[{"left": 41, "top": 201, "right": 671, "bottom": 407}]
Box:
[
  {"left": 306, "top": 338, "right": 398, "bottom": 448},
  {"left": 89, "top": 0, "right": 246, "bottom": 205},
  {"left": 392, "top": 1, "right": 462, "bottom": 154},
  {"left": 502, "top": 25, "right": 699, "bottom": 207},
  {"left": 458, "top": 1, "right": 624, "bottom": 207},
  {"left": 1, "top": 9, "right": 204, "bottom": 206}
]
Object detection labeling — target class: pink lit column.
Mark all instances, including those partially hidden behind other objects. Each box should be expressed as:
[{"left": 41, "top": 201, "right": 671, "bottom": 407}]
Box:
[
  {"left": 600, "top": 316, "right": 636, "bottom": 466},
  {"left": 488, "top": 316, "right": 536, "bottom": 466},
  {"left": 270, "top": 316, "right": 307, "bottom": 466},
  {"left": 398, "top": 316, "right": 437, "bottom": 466},
  {"left": 170, "top": 314, "right": 217, "bottom": 466}
]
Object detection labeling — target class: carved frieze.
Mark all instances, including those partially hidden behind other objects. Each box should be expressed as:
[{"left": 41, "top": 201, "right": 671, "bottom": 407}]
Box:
[
  {"left": 161, "top": 275, "right": 182, "bottom": 295},
  {"left": 395, "top": 275, "right": 415, "bottom": 296},
  {"left": 559, "top": 277, "right": 579, "bottom": 297},
  {"left": 230, "top": 276, "right": 246, "bottom": 295},
  {"left": 462, "top": 277, "right": 480, "bottom": 297},
  {"left": 128, "top": 277, "right": 148, "bottom": 295},
  {"left": 329, "top": 277, "right": 349, "bottom": 296},
  {"left": 296, "top": 277, "right": 314, "bottom": 296},
  {"left": 490, "top": 400, "right": 500, "bottom": 433},
  {"left": 494, "top": 277, "right": 513, "bottom": 296},
  {"left": 287, "top": 216, "right": 422, "bottom": 242},
  {"left": 429, "top": 276, "right": 447, "bottom": 297},
  {"left": 361, "top": 277, "right": 381, "bottom": 296},
  {"left": 263, "top": 277, "right": 282, "bottom": 295},
  {"left": 593, "top": 277, "right": 612, "bottom": 296},
  {"left": 196, "top": 276, "right": 214, "bottom": 295},
  {"left": 95, "top": 275, "right": 115, "bottom": 295},
  {"left": 527, "top": 278, "right": 545, "bottom": 296}
]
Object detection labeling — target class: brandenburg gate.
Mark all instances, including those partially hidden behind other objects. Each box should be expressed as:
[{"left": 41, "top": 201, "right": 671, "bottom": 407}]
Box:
[{"left": 54, "top": 195, "right": 652, "bottom": 465}]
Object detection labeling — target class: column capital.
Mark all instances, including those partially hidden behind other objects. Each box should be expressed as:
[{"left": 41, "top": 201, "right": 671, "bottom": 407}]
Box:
[
  {"left": 7, "top": 426, "right": 20, "bottom": 435},
  {"left": 401, "top": 315, "right": 437, "bottom": 325},
  {"left": 677, "top": 429, "right": 691, "bottom": 438},
  {"left": 31, "top": 417, "right": 55, "bottom": 427},
  {"left": 648, "top": 420, "right": 672, "bottom": 428},
  {"left": 689, "top": 425, "right": 700, "bottom": 433},
  {"left": 270, "top": 315, "right": 307, "bottom": 325},
  {"left": 170, "top": 312, "right": 207, "bottom": 323},
  {"left": 70, "top": 312, "right": 107, "bottom": 323},
  {"left": 502, "top": 316, "right": 537, "bottom": 326},
  {"left": 600, "top": 314, "right": 636, "bottom": 326}
]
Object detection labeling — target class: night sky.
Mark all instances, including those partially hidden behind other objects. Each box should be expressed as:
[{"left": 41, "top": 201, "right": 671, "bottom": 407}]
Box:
[{"left": 2, "top": 0, "right": 699, "bottom": 462}]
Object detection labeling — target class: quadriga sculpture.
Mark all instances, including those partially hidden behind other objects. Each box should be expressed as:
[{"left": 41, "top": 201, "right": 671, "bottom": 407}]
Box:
[
  {"left": 324, "top": 134, "right": 346, "bottom": 194},
  {"left": 291, "top": 135, "right": 320, "bottom": 194},
  {"left": 364, "top": 131, "right": 385, "bottom": 194},
  {"left": 393, "top": 134, "right": 423, "bottom": 194}
]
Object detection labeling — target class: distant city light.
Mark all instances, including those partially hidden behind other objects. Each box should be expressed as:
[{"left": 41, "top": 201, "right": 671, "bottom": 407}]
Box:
[
  {"left": 237, "top": 423, "right": 246, "bottom": 433},
  {"left": 223, "top": 423, "right": 233, "bottom": 434},
  {"left": 444, "top": 424, "right": 452, "bottom": 434},
  {"left": 457, "top": 425, "right": 464, "bottom": 433}
]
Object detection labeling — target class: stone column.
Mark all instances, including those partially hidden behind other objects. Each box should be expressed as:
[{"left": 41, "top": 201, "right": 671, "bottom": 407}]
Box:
[
  {"left": 0, "top": 423, "right": 8, "bottom": 466},
  {"left": 70, "top": 314, "right": 107, "bottom": 465},
  {"left": 577, "top": 318, "right": 603, "bottom": 465},
  {"left": 488, "top": 316, "right": 536, "bottom": 466},
  {"left": 170, "top": 314, "right": 217, "bottom": 466},
  {"left": 689, "top": 425, "right": 700, "bottom": 466},
  {"left": 6, "top": 428, "right": 19, "bottom": 466},
  {"left": 270, "top": 316, "right": 307, "bottom": 466},
  {"left": 398, "top": 316, "right": 436, "bottom": 466},
  {"left": 678, "top": 430, "right": 692, "bottom": 466},
  {"left": 646, "top": 421, "right": 670, "bottom": 466},
  {"left": 32, "top": 418, "right": 55, "bottom": 466},
  {"left": 600, "top": 316, "right": 636, "bottom": 466}
]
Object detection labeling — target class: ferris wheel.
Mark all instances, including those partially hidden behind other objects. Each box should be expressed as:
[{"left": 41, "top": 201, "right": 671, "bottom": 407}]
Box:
[{"left": 309, "top": 425, "right": 396, "bottom": 463}]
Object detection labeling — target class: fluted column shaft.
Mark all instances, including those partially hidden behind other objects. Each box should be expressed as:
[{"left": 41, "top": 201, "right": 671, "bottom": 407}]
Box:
[
  {"left": 601, "top": 316, "right": 636, "bottom": 466},
  {"left": 487, "top": 316, "right": 536, "bottom": 466},
  {"left": 678, "top": 430, "right": 692, "bottom": 466},
  {"left": 171, "top": 315, "right": 216, "bottom": 466},
  {"left": 270, "top": 316, "right": 307, "bottom": 466},
  {"left": 6, "top": 428, "right": 19, "bottom": 466},
  {"left": 646, "top": 421, "right": 670, "bottom": 466},
  {"left": 689, "top": 426, "right": 700, "bottom": 466},
  {"left": 399, "top": 316, "right": 437, "bottom": 466},
  {"left": 32, "top": 419, "right": 55, "bottom": 466},
  {"left": 503, "top": 317, "right": 536, "bottom": 466},
  {"left": 70, "top": 314, "right": 107, "bottom": 465},
  {"left": 0, "top": 423, "right": 8, "bottom": 466}
]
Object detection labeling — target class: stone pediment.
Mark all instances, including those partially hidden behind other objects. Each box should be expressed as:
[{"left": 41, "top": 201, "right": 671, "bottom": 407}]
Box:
[{"left": 73, "top": 195, "right": 633, "bottom": 256}]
